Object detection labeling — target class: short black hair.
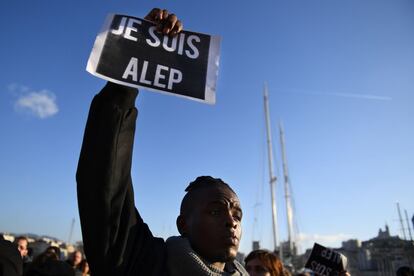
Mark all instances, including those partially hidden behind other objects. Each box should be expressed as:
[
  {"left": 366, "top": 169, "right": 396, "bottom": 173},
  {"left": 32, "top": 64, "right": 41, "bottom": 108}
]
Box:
[
  {"left": 397, "top": 266, "right": 414, "bottom": 276},
  {"left": 180, "top": 176, "right": 235, "bottom": 216},
  {"left": 14, "top": 236, "right": 28, "bottom": 244},
  {"left": 185, "top": 176, "right": 233, "bottom": 193}
]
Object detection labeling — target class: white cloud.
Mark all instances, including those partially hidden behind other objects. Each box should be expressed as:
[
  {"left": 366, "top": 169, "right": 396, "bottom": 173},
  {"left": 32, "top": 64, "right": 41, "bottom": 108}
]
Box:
[
  {"left": 273, "top": 88, "right": 392, "bottom": 101},
  {"left": 318, "top": 92, "right": 392, "bottom": 101},
  {"left": 9, "top": 84, "right": 59, "bottom": 119},
  {"left": 296, "top": 232, "right": 353, "bottom": 252}
]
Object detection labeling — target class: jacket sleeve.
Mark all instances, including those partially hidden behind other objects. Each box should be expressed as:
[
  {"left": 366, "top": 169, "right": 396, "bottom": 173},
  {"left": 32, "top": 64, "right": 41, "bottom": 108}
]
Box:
[{"left": 76, "top": 82, "right": 167, "bottom": 276}]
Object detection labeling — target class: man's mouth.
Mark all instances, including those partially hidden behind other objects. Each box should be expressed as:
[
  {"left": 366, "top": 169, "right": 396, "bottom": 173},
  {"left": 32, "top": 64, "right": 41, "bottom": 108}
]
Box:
[{"left": 223, "top": 234, "right": 239, "bottom": 246}]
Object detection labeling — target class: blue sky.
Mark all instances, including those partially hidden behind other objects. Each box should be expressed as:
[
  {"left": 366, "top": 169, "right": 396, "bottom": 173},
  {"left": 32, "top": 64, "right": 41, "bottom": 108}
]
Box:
[{"left": 1, "top": 0, "right": 413, "bottom": 255}]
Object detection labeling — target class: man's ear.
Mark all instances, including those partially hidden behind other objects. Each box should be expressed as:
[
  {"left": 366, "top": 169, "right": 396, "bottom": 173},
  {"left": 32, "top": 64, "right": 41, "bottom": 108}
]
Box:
[{"left": 176, "top": 215, "right": 188, "bottom": 236}]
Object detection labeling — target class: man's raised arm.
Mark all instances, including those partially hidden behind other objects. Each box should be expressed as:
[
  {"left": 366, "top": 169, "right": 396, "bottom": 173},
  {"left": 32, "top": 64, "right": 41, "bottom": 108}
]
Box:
[{"left": 76, "top": 9, "right": 183, "bottom": 275}]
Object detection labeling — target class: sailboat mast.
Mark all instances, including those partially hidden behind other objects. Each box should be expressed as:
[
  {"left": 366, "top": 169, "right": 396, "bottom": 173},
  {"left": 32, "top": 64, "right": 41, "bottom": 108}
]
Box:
[
  {"left": 397, "top": 202, "right": 407, "bottom": 240},
  {"left": 404, "top": 209, "right": 413, "bottom": 241},
  {"left": 279, "top": 121, "right": 295, "bottom": 256},
  {"left": 263, "top": 83, "right": 281, "bottom": 258},
  {"left": 67, "top": 218, "right": 75, "bottom": 245}
]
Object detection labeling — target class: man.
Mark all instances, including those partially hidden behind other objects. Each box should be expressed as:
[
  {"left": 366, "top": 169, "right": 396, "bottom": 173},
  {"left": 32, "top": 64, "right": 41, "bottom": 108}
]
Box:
[
  {"left": 76, "top": 8, "right": 248, "bottom": 276},
  {"left": 66, "top": 250, "right": 82, "bottom": 271},
  {"left": 13, "top": 236, "right": 32, "bottom": 274},
  {"left": 14, "top": 236, "right": 28, "bottom": 259},
  {"left": 0, "top": 236, "right": 23, "bottom": 276},
  {"left": 397, "top": 266, "right": 414, "bottom": 276}
]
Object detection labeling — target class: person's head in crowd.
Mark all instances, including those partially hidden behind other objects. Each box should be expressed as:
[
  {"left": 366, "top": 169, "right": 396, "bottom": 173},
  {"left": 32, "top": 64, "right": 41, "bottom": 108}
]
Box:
[
  {"left": 45, "top": 246, "right": 61, "bottom": 260},
  {"left": 0, "top": 239, "right": 23, "bottom": 276},
  {"left": 14, "top": 236, "right": 29, "bottom": 258},
  {"left": 27, "top": 247, "right": 33, "bottom": 258},
  {"left": 31, "top": 250, "right": 59, "bottom": 267},
  {"left": 68, "top": 250, "right": 83, "bottom": 268},
  {"left": 245, "top": 249, "right": 286, "bottom": 276},
  {"left": 176, "top": 176, "right": 242, "bottom": 266},
  {"left": 26, "top": 250, "right": 74, "bottom": 276},
  {"left": 397, "top": 266, "right": 414, "bottom": 276}
]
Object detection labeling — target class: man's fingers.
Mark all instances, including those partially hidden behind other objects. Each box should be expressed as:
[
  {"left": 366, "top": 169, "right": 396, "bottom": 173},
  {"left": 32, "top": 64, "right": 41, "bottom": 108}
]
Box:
[
  {"left": 145, "top": 8, "right": 183, "bottom": 36},
  {"left": 170, "top": 20, "right": 183, "bottom": 36},
  {"left": 161, "top": 9, "right": 169, "bottom": 21},
  {"left": 164, "top": 14, "right": 183, "bottom": 36},
  {"left": 162, "top": 14, "right": 177, "bottom": 34},
  {"left": 145, "top": 8, "right": 169, "bottom": 22},
  {"left": 144, "top": 8, "right": 161, "bottom": 21}
]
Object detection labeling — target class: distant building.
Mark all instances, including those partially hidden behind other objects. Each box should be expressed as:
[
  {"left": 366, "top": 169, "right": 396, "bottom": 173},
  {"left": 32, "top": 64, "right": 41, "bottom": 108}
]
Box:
[
  {"left": 292, "top": 225, "right": 414, "bottom": 275},
  {"left": 252, "top": 240, "right": 260, "bottom": 251},
  {"left": 280, "top": 240, "right": 298, "bottom": 258},
  {"left": 336, "top": 225, "right": 414, "bottom": 276},
  {"left": 1, "top": 233, "right": 15, "bottom": 242}
]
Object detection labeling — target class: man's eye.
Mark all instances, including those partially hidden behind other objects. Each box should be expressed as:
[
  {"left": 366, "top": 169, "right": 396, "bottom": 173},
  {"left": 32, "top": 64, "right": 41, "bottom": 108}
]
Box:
[{"left": 233, "top": 212, "right": 242, "bottom": 221}]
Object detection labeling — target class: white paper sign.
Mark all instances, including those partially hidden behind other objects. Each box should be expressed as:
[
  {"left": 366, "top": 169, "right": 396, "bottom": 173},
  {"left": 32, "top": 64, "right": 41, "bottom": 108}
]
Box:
[{"left": 87, "top": 14, "right": 221, "bottom": 104}]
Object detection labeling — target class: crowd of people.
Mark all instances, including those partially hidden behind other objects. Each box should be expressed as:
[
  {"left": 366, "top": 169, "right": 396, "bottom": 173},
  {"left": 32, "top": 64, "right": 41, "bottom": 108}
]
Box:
[
  {"left": 2, "top": 235, "right": 413, "bottom": 275},
  {"left": 0, "top": 235, "right": 89, "bottom": 276},
  {"left": 0, "top": 234, "right": 312, "bottom": 276},
  {"left": 3, "top": 234, "right": 414, "bottom": 275},
  {"left": 1, "top": 234, "right": 357, "bottom": 276}
]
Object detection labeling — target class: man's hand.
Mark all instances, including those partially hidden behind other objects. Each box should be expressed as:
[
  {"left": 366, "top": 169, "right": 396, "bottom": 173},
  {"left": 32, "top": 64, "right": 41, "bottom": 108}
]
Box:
[{"left": 145, "top": 8, "right": 183, "bottom": 36}]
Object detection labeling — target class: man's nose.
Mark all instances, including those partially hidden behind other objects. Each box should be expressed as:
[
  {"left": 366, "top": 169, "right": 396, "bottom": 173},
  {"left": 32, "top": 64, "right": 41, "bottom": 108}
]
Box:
[{"left": 224, "top": 211, "right": 237, "bottom": 228}]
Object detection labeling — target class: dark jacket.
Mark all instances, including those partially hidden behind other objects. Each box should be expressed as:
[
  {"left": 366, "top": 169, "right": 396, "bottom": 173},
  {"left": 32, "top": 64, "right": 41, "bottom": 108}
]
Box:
[
  {"left": 76, "top": 82, "right": 167, "bottom": 276},
  {"left": 0, "top": 239, "right": 23, "bottom": 276}
]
